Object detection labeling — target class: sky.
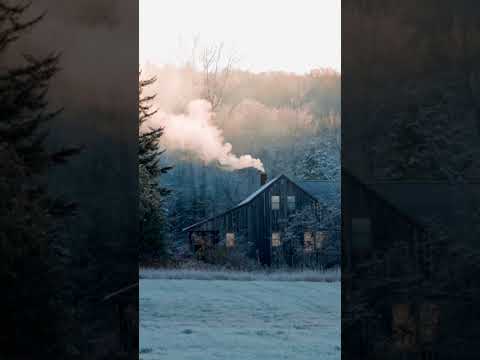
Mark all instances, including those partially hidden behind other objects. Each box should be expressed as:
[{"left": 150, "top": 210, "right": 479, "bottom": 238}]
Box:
[{"left": 140, "top": 0, "right": 341, "bottom": 74}]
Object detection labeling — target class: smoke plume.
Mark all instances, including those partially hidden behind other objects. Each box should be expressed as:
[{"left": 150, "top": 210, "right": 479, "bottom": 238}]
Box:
[{"left": 143, "top": 99, "right": 265, "bottom": 172}]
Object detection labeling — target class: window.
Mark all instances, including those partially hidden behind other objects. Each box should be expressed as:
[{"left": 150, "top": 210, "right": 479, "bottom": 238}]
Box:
[
  {"left": 315, "top": 231, "right": 327, "bottom": 249},
  {"left": 272, "top": 195, "right": 280, "bottom": 210},
  {"left": 192, "top": 232, "right": 205, "bottom": 246},
  {"left": 272, "top": 232, "right": 281, "bottom": 247},
  {"left": 392, "top": 304, "right": 416, "bottom": 348},
  {"left": 226, "top": 233, "right": 235, "bottom": 248},
  {"left": 287, "top": 195, "right": 296, "bottom": 210},
  {"left": 352, "top": 218, "right": 372, "bottom": 251},
  {"left": 419, "top": 303, "right": 440, "bottom": 343},
  {"left": 304, "top": 232, "right": 314, "bottom": 253}
]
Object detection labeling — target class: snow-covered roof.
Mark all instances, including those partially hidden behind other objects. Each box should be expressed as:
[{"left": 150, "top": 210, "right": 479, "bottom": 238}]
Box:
[{"left": 296, "top": 180, "right": 340, "bottom": 204}]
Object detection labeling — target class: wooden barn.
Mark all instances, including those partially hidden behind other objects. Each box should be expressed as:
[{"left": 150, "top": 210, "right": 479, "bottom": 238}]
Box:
[
  {"left": 342, "top": 169, "right": 480, "bottom": 360},
  {"left": 183, "top": 173, "right": 339, "bottom": 266}
]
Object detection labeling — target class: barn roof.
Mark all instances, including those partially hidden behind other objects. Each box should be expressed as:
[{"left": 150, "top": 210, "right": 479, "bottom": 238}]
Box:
[
  {"left": 183, "top": 174, "right": 336, "bottom": 232},
  {"left": 344, "top": 169, "right": 480, "bottom": 228},
  {"left": 295, "top": 179, "right": 340, "bottom": 204},
  {"left": 369, "top": 182, "right": 479, "bottom": 227},
  {"left": 236, "top": 174, "right": 283, "bottom": 206}
]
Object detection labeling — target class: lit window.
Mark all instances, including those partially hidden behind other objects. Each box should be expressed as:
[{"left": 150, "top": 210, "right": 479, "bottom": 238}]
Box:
[
  {"left": 226, "top": 233, "right": 235, "bottom": 247},
  {"left": 272, "top": 195, "right": 280, "bottom": 210},
  {"left": 392, "top": 304, "right": 416, "bottom": 348},
  {"left": 315, "top": 231, "right": 327, "bottom": 249},
  {"left": 304, "top": 232, "right": 314, "bottom": 253},
  {"left": 287, "top": 195, "right": 296, "bottom": 210},
  {"left": 272, "top": 232, "right": 281, "bottom": 247}
]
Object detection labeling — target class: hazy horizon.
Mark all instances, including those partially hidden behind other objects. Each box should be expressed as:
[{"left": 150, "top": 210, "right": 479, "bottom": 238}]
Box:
[{"left": 140, "top": 0, "right": 341, "bottom": 74}]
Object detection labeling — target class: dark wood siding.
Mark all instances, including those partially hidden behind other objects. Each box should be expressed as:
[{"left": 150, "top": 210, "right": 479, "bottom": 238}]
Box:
[{"left": 342, "top": 171, "right": 428, "bottom": 277}]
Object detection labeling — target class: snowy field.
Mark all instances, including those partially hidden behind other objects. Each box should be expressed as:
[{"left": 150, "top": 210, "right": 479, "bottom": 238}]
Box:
[{"left": 140, "top": 278, "right": 340, "bottom": 360}]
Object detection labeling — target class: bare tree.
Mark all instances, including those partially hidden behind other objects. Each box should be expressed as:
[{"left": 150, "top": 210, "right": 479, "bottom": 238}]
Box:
[{"left": 200, "top": 42, "right": 236, "bottom": 111}]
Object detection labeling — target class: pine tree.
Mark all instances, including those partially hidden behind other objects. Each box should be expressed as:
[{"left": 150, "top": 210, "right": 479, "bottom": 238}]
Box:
[
  {"left": 0, "top": 2, "right": 81, "bottom": 358},
  {"left": 139, "top": 75, "right": 173, "bottom": 182},
  {"left": 138, "top": 74, "right": 172, "bottom": 262},
  {"left": 295, "top": 131, "right": 341, "bottom": 181}
]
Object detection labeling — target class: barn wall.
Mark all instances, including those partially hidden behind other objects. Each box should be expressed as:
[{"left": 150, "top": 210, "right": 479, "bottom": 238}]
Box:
[
  {"left": 251, "top": 176, "right": 318, "bottom": 265},
  {"left": 342, "top": 173, "right": 429, "bottom": 278}
]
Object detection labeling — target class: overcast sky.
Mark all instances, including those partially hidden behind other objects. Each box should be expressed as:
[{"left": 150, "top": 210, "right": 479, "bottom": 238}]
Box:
[{"left": 140, "top": 0, "right": 341, "bottom": 74}]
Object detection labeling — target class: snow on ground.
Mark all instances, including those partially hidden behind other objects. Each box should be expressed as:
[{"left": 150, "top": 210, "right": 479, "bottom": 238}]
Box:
[
  {"left": 140, "top": 267, "right": 340, "bottom": 282},
  {"left": 140, "top": 279, "right": 340, "bottom": 360}
]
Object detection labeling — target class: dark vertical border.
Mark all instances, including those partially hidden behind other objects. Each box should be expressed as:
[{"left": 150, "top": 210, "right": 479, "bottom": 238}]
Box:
[{"left": 0, "top": 1, "right": 139, "bottom": 358}]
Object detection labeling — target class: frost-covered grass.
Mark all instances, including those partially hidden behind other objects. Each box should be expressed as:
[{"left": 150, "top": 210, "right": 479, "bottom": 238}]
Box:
[
  {"left": 140, "top": 279, "right": 340, "bottom": 360},
  {"left": 139, "top": 266, "right": 340, "bottom": 282}
]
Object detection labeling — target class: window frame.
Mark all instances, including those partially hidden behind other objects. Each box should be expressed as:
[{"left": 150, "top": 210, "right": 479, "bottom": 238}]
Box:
[
  {"left": 226, "top": 232, "right": 236, "bottom": 248},
  {"left": 271, "top": 195, "right": 280, "bottom": 210},
  {"left": 392, "top": 303, "right": 416, "bottom": 348},
  {"left": 287, "top": 195, "right": 296, "bottom": 210},
  {"left": 271, "top": 232, "right": 281, "bottom": 247},
  {"left": 304, "top": 231, "right": 315, "bottom": 253}
]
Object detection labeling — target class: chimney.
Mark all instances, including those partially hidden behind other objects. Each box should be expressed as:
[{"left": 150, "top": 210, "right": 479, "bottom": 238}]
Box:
[{"left": 260, "top": 172, "right": 267, "bottom": 186}]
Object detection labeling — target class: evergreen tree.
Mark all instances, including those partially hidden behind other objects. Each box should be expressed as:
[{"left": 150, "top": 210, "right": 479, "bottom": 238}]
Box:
[
  {"left": 0, "top": 2, "right": 81, "bottom": 358},
  {"left": 139, "top": 74, "right": 172, "bottom": 262},
  {"left": 295, "top": 130, "right": 341, "bottom": 181},
  {"left": 139, "top": 76, "right": 172, "bottom": 181}
]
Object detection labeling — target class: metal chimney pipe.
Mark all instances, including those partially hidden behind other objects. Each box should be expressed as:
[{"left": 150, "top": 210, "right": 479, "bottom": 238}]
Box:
[{"left": 260, "top": 172, "right": 267, "bottom": 186}]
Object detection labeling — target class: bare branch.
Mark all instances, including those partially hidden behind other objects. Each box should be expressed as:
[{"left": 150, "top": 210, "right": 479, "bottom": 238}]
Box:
[{"left": 200, "top": 42, "right": 236, "bottom": 112}]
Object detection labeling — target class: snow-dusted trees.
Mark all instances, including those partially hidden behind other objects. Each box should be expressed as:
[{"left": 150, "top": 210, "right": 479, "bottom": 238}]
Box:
[
  {"left": 139, "top": 75, "right": 172, "bottom": 262},
  {"left": 294, "top": 129, "right": 341, "bottom": 181},
  {"left": 273, "top": 204, "right": 340, "bottom": 268},
  {"left": 373, "top": 92, "right": 479, "bottom": 181}
]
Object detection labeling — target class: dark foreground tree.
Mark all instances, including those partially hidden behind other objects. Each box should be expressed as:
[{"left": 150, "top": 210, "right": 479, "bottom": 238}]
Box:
[
  {"left": 0, "top": 2, "right": 81, "bottom": 358},
  {"left": 139, "top": 74, "right": 172, "bottom": 263}
]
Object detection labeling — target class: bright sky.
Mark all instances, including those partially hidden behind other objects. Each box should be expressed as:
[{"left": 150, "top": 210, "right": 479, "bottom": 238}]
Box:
[{"left": 140, "top": 0, "right": 341, "bottom": 74}]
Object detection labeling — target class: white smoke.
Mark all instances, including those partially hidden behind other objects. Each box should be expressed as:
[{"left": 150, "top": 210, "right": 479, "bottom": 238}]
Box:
[{"left": 142, "top": 99, "right": 265, "bottom": 172}]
